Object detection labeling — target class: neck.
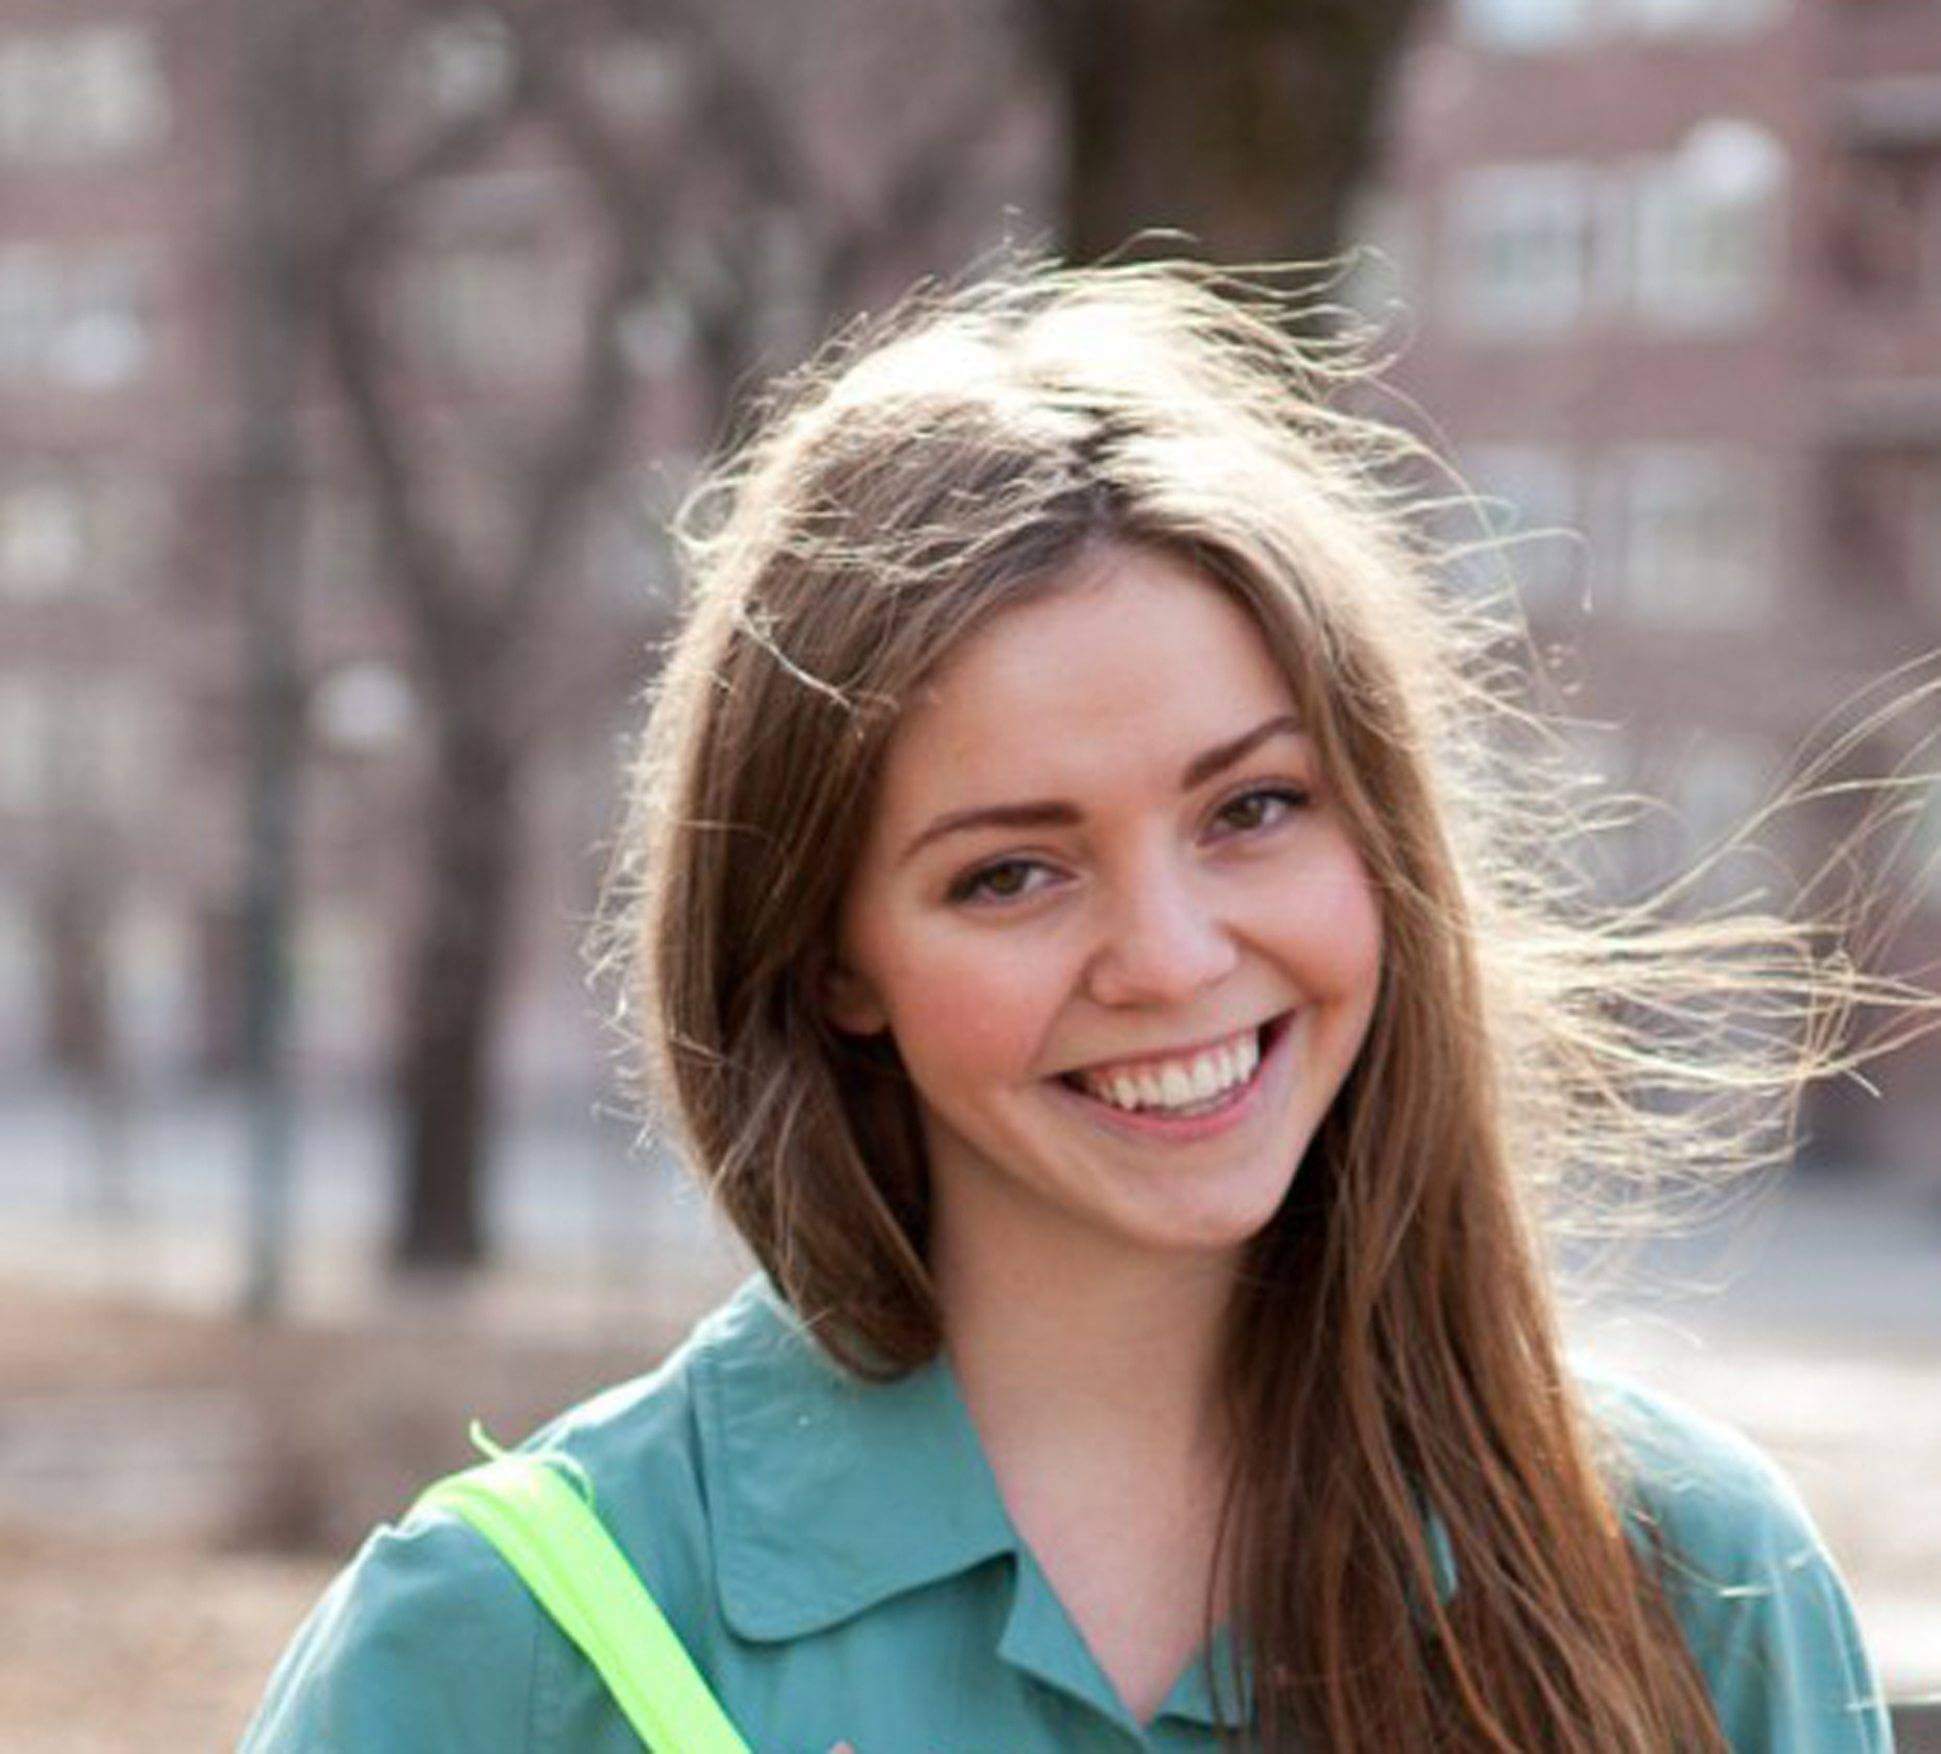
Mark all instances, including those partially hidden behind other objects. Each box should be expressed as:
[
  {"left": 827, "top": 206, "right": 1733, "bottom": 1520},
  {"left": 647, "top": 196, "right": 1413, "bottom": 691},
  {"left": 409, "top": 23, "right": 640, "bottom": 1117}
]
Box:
[{"left": 930, "top": 1192, "right": 1238, "bottom": 1480}]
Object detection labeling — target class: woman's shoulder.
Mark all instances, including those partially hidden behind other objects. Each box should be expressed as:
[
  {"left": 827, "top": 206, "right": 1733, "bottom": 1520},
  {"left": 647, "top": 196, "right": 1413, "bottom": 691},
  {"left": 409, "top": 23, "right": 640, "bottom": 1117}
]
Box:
[
  {"left": 1573, "top": 1365, "right": 1893, "bottom": 1749},
  {"left": 242, "top": 1485, "right": 545, "bottom": 1749},
  {"left": 241, "top": 1275, "right": 786, "bottom": 1752},
  {"left": 1574, "top": 1367, "right": 1818, "bottom": 1570},
  {"left": 511, "top": 1272, "right": 810, "bottom": 1614},
  {"left": 521, "top": 1272, "right": 777, "bottom": 1517}
]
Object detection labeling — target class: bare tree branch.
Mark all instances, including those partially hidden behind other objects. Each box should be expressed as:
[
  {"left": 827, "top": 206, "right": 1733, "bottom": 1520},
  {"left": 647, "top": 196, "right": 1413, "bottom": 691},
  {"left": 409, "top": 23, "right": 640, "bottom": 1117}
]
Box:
[
  {"left": 333, "top": 62, "right": 539, "bottom": 271},
  {"left": 492, "top": 1, "right": 671, "bottom": 231},
  {"left": 818, "top": 81, "right": 1006, "bottom": 316},
  {"left": 596, "top": 0, "right": 815, "bottom": 212},
  {"left": 316, "top": 258, "right": 479, "bottom": 699},
  {"left": 291, "top": 0, "right": 1031, "bottom": 1266},
  {"left": 498, "top": 260, "right": 650, "bottom": 651}
]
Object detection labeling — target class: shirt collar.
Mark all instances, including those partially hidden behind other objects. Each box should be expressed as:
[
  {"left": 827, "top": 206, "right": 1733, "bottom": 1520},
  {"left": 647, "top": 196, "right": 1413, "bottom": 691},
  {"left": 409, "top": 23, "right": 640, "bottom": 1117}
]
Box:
[
  {"left": 693, "top": 1275, "right": 1014, "bottom": 1642},
  {"left": 690, "top": 1274, "right": 1250, "bottom": 1730}
]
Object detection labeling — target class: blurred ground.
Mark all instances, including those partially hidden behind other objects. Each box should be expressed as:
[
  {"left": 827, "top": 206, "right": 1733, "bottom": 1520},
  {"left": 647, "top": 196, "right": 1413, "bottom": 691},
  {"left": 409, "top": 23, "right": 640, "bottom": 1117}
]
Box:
[
  {"left": 0, "top": 1277, "right": 718, "bottom": 1751},
  {"left": 0, "top": 1521, "right": 332, "bottom": 1754},
  {"left": 0, "top": 1088, "right": 1937, "bottom": 1747}
]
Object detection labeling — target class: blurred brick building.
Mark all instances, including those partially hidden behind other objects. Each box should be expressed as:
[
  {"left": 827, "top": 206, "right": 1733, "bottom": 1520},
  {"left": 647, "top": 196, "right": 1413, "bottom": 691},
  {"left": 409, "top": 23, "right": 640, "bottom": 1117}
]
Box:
[
  {"left": 0, "top": 3, "right": 225, "bottom": 1083},
  {"left": 1362, "top": 0, "right": 1941, "bottom": 1167},
  {"left": 1, "top": 0, "right": 1935, "bottom": 1164},
  {"left": 0, "top": 1, "right": 647, "bottom": 1106}
]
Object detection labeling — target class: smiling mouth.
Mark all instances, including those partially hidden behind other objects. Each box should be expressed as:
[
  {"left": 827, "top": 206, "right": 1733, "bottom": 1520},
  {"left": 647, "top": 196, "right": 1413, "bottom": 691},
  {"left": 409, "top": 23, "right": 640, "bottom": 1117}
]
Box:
[{"left": 1055, "top": 1012, "right": 1294, "bottom": 1118}]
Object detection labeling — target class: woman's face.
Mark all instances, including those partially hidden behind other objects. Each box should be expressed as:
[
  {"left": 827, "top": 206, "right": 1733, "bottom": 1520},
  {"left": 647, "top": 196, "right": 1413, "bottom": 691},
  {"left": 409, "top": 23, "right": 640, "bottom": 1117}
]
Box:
[{"left": 825, "top": 544, "right": 1384, "bottom": 1275}]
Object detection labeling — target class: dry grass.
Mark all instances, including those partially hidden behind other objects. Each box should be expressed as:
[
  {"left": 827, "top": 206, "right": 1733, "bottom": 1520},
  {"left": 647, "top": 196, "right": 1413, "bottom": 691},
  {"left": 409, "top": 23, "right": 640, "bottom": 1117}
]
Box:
[
  {"left": 0, "top": 1525, "right": 333, "bottom": 1752},
  {"left": 0, "top": 1279, "right": 702, "bottom": 1748}
]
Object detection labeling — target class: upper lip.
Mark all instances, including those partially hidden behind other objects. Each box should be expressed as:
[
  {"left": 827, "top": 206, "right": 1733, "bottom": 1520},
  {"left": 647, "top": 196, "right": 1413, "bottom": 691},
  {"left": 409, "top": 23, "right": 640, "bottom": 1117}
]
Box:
[{"left": 1059, "top": 1016, "right": 1282, "bottom": 1079}]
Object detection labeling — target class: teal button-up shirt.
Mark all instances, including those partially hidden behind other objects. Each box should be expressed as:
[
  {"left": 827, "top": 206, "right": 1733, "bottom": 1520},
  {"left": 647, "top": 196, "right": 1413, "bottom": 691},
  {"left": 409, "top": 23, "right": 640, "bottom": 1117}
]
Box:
[{"left": 243, "top": 1276, "right": 1892, "bottom": 1751}]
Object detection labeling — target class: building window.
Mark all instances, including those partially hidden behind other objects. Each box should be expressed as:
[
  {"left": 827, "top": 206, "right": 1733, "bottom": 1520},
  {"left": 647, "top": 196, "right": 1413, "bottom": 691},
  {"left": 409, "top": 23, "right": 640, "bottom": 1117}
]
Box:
[
  {"left": 0, "top": 250, "right": 65, "bottom": 380},
  {"left": 1612, "top": 0, "right": 1783, "bottom": 38},
  {"left": 1838, "top": 449, "right": 1941, "bottom": 615},
  {"left": 1455, "top": 445, "right": 1584, "bottom": 615},
  {"left": 1616, "top": 445, "right": 1776, "bottom": 625},
  {"left": 1457, "top": 0, "right": 1780, "bottom": 52},
  {"left": 0, "top": 678, "right": 50, "bottom": 814},
  {"left": 1448, "top": 164, "right": 1597, "bottom": 337},
  {"left": 0, "top": 477, "right": 86, "bottom": 599},
  {"left": 1454, "top": 0, "right": 1596, "bottom": 51},
  {"left": 0, "top": 674, "right": 158, "bottom": 819},
  {"left": 1832, "top": 142, "right": 1941, "bottom": 309},
  {"left": 0, "top": 26, "right": 167, "bottom": 164},
  {"left": 0, "top": 247, "right": 153, "bottom": 390},
  {"left": 1630, "top": 122, "right": 1787, "bottom": 330},
  {"left": 0, "top": 468, "right": 159, "bottom": 599}
]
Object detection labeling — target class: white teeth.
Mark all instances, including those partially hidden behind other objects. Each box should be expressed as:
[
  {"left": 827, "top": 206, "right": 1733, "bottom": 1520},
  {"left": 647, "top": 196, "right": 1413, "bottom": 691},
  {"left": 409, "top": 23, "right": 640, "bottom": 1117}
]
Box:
[{"left": 1075, "top": 1027, "right": 1266, "bottom": 1114}]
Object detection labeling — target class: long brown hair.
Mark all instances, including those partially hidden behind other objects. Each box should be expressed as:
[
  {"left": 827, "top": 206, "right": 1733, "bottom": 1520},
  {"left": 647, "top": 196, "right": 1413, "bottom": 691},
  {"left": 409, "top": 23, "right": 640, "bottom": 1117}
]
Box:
[{"left": 600, "top": 259, "right": 1923, "bottom": 1749}]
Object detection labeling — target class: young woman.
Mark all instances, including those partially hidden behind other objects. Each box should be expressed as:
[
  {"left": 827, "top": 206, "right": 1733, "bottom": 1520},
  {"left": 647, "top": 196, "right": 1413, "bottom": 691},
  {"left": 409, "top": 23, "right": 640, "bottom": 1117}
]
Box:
[{"left": 246, "top": 261, "right": 1907, "bottom": 1751}]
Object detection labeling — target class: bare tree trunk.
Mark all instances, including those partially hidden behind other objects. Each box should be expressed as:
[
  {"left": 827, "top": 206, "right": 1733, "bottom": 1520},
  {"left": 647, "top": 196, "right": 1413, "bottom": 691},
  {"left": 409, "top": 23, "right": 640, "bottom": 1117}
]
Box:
[
  {"left": 1034, "top": 0, "right": 1429, "bottom": 266},
  {"left": 39, "top": 734, "right": 133, "bottom": 1218},
  {"left": 41, "top": 862, "right": 112, "bottom": 1081},
  {"left": 233, "top": 0, "right": 314, "bottom": 1318},
  {"left": 303, "top": 0, "right": 1020, "bottom": 1271},
  {"left": 393, "top": 721, "right": 519, "bottom": 1267}
]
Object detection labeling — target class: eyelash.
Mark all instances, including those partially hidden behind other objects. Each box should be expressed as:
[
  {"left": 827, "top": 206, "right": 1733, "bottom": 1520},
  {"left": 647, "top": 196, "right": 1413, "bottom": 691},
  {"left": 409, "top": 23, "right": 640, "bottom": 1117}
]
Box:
[{"left": 945, "top": 783, "right": 1312, "bottom": 908}]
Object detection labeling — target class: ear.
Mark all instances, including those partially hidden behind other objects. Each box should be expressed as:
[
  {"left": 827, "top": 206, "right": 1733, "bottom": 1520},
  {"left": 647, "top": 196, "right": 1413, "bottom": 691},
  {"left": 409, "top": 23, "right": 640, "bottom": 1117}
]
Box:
[{"left": 819, "top": 960, "right": 890, "bottom": 1037}]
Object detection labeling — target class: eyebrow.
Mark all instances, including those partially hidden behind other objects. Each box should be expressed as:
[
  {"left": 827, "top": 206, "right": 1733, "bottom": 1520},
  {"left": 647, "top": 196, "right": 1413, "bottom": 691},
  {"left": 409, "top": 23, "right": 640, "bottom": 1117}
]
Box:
[{"left": 896, "top": 712, "right": 1305, "bottom": 866}]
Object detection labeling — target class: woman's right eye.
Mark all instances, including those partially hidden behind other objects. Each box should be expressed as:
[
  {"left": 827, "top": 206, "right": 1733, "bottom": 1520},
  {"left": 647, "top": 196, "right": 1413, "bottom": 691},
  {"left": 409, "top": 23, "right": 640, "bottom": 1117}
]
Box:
[{"left": 947, "top": 858, "right": 1056, "bottom": 907}]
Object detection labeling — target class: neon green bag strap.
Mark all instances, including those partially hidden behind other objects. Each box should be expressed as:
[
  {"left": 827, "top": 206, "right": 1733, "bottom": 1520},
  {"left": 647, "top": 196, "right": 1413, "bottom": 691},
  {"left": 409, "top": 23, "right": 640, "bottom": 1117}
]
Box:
[{"left": 415, "top": 1448, "right": 750, "bottom": 1754}]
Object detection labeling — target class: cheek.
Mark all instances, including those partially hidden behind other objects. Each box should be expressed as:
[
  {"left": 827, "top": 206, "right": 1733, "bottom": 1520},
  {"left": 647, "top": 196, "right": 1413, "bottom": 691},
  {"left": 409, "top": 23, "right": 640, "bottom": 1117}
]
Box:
[
  {"left": 876, "top": 936, "right": 1064, "bottom": 1084},
  {"left": 1301, "top": 852, "right": 1386, "bottom": 1002}
]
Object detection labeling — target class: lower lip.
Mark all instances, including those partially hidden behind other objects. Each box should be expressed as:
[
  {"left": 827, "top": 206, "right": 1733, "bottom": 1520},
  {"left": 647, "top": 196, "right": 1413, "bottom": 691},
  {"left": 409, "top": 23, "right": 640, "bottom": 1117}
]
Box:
[{"left": 1048, "top": 1014, "right": 1298, "bottom": 1144}]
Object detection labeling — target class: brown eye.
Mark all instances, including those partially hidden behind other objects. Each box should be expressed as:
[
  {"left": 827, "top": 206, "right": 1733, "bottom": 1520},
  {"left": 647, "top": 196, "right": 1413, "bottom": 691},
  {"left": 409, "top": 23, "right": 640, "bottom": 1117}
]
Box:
[
  {"left": 1214, "top": 785, "right": 1307, "bottom": 836},
  {"left": 948, "top": 858, "right": 1053, "bottom": 906}
]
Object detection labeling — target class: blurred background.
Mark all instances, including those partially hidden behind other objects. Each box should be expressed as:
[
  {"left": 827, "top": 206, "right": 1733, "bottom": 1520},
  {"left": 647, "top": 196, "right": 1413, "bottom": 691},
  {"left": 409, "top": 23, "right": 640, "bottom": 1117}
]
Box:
[{"left": 1, "top": 0, "right": 1938, "bottom": 1745}]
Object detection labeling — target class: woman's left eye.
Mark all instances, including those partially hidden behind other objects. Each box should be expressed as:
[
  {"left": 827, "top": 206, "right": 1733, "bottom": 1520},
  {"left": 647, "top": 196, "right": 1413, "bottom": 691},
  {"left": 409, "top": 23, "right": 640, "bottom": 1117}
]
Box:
[
  {"left": 947, "top": 858, "right": 1058, "bottom": 906},
  {"left": 1211, "top": 784, "right": 1309, "bottom": 836}
]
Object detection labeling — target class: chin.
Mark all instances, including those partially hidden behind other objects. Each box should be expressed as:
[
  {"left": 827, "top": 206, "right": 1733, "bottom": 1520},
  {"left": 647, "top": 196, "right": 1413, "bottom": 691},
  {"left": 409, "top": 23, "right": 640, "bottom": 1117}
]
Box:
[{"left": 1121, "top": 1177, "right": 1298, "bottom": 1260}]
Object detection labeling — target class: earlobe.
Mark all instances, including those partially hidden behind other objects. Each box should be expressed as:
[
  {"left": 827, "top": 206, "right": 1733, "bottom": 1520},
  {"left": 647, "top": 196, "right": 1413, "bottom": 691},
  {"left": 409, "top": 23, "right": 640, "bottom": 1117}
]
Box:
[{"left": 820, "top": 963, "right": 890, "bottom": 1036}]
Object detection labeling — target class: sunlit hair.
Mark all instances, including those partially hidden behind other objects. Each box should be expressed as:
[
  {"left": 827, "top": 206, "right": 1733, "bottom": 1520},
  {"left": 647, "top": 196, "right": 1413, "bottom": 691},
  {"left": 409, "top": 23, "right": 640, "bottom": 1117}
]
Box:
[{"left": 599, "top": 257, "right": 1929, "bottom": 1750}]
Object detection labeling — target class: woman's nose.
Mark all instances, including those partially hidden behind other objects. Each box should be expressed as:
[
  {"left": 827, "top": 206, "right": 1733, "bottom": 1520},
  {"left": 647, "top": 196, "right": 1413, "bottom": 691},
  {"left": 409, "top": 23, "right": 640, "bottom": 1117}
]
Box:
[{"left": 1085, "top": 858, "right": 1239, "bottom": 1009}]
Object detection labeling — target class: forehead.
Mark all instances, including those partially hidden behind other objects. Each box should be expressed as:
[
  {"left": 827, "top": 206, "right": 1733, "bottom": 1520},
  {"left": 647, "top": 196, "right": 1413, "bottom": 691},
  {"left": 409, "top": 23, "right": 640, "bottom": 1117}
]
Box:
[{"left": 876, "top": 547, "right": 1301, "bottom": 814}]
